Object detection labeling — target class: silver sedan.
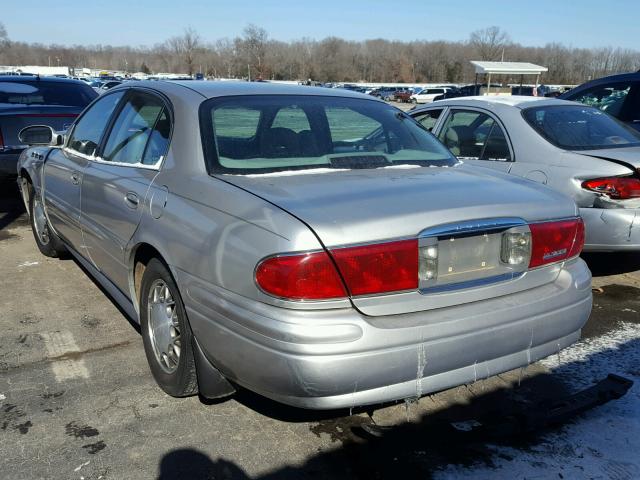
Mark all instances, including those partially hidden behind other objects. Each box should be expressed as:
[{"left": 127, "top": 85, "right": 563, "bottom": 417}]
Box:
[
  {"left": 16, "top": 82, "right": 591, "bottom": 409},
  {"left": 410, "top": 96, "right": 640, "bottom": 252}
]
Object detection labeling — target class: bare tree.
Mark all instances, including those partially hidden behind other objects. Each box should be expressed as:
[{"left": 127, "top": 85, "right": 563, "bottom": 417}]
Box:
[
  {"left": 0, "top": 22, "right": 10, "bottom": 62},
  {"left": 1, "top": 22, "right": 639, "bottom": 84},
  {"left": 241, "top": 24, "right": 268, "bottom": 79},
  {"left": 469, "top": 26, "right": 511, "bottom": 61},
  {"left": 166, "top": 27, "right": 201, "bottom": 75}
]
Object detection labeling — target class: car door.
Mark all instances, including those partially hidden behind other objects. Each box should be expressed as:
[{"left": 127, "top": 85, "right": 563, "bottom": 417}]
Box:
[
  {"left": 43, "top": 91, "right": 125, "bottom": 251},
  {"left": 80, "top": 89, "right": 171, "bottom": 292},
  {"left": 436, "top": 108, "right": 513, "bottom": 172}
]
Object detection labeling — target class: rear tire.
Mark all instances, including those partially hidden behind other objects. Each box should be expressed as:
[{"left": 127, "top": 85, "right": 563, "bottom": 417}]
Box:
[
  {"left": 140, "top": 258, "right": 198, "bottom": 397},
  {"left": 28, "top": 183, "right": 66, "bottom": 258}
]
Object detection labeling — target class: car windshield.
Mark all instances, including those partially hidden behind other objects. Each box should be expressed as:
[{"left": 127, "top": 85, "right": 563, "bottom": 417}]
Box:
[
  {"left": 202, "top": 95, "right": 456, "bottom": 174},
  {"left": 0, "top": 80, "right": 96, "bottom": 107},
  {"left": 522, "top": 104, "right": 640, "bottom": 150}
]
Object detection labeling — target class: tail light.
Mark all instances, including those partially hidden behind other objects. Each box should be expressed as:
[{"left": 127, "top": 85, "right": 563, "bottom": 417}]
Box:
[
  {"left": 255, "top": 251, "right": 347, "bottom": 300},
  {"left": 331, "top": 240, "right": 418, "bottom": 296},
  {"left": 582, "top": 176, "right": 640, "bottom": 199},
  {"left": 529, "top": 218, "right": 584, "bottom": 268},
  {"left": 255, "top": 219, "right": 583, "bottom": 300}
]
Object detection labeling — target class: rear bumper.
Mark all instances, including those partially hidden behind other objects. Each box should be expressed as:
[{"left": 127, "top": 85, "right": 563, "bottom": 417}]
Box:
[
  {"left": 0, "top": 151, "right": 21, "bottom": 176},
  {"left": 581, "top": 207, "right": 640, "bottom": 251},
  {"left": 179, "top": 259, "right": 592, "bottom": 409}
]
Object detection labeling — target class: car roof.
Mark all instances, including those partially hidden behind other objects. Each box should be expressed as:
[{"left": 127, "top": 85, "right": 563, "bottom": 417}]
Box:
[
  {"left": 415, "top": 95, "right": 577, "bottom": 110},
  {"left": 129, "top": 80, "right": 381, "bottom": 100},
  {"left": 0, "top": 75, "right": 90, "bottom": 86}
]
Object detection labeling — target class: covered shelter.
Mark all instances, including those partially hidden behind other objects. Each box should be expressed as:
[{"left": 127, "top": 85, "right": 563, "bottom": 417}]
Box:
[{"left": 469, "top": 61, "right": 548, "bottom": 95}]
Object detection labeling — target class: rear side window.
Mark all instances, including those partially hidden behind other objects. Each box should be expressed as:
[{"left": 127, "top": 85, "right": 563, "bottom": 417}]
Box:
[
  {"left": 412, "top": 109, "right": 443, "bottom": 131},
  {"left": 67, "top": 91, "right": 125, "bottom": 156},
  {"left": 102, "top": 92, "right": 169, "bottom": 165},
  {"left": 438, "top": 109, "right": 511, "bottom": 161},
  {"left": 0, "top": 81, "right": 96, "bottom": 107}
]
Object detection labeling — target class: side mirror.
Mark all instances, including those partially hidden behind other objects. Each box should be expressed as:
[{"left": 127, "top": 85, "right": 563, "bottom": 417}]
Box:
[{"left": 18, "top": 125, "right": 63, "bottom": 147}]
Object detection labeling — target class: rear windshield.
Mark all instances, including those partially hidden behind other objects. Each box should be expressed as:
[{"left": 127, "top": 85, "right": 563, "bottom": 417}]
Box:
[
  {"left": 522, "top": 105, "right": 640, "bottom": 150},
  {"left": 201, "top": 95, "right": 456, "bottom": 174},
  {"left": 0, "top": 81, "right": 97, "bottom": 107}
]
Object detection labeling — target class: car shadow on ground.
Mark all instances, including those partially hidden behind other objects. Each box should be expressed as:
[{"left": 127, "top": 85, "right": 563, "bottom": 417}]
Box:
[
  {"left": 0, "top": 178, "right": 27, "bottom": 236},
  {"left": 157, "top": 339, "right": 638, "bottom": 479},
  {"left": 582, "top": 252, "right": 640, "bottom": 277}
]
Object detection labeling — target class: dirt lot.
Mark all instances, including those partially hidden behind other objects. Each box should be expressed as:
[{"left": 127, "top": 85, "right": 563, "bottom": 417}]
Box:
[{"left": 1, "top": 178, "right": 639, "bottom": 480}]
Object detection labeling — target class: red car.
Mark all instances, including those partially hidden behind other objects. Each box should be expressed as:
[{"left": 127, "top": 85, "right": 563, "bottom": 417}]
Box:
[{"left": 393, "top": 89, "right": 414, "bottom": 103}]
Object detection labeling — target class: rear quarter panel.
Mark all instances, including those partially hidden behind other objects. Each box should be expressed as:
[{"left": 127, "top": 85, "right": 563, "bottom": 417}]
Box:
[{"left": 125, "top": 84, "right": 349, "bottom": 314}]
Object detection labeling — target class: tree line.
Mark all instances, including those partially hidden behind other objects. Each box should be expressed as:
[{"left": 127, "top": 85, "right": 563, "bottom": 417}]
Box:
[{"left": 1, "top": 23, "right": 639, "bottom": 85}]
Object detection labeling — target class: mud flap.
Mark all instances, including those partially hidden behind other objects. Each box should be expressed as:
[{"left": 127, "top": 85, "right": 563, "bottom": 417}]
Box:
[
  {"left": 358, "top": 374, "right": 633, "bottom": 440},
  {"left": 192, "top": 337, "right": 236, "bottom": 399}
]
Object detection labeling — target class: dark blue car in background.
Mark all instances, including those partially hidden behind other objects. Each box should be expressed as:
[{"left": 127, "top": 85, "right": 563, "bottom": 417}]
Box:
[
  {"left": 560, "top": 71, "right": 640, "bottom": 131},
  {"left": 0, "top": 76, "right": 97, "bottom": 176}
]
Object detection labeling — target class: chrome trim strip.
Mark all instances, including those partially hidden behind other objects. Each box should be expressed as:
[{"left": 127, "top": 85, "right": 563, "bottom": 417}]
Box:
[
  {"left": 419, "top": 217, "right": 526, "bottom": 239},
  {"left": 420, "top": 271, "right": 526, "bottom": 294}
]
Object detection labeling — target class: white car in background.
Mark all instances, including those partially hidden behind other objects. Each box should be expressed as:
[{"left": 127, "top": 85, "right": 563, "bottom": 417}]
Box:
[
  {"left": 410, "top": 87, "right": 452, "bottom": 104},
  {"left": 409, "top": 96, "right": 640, "bottom": 252}
]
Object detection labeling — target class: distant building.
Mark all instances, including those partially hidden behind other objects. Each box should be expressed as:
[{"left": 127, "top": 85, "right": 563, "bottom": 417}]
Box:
[{"left": 0, "top": 65, "right": 72, "bottom": 76}]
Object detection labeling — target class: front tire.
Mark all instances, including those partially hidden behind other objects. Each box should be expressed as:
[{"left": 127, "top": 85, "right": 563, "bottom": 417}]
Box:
[
  {"left": 140, "top": 258, "right": 198, "bottom": 397},
  {"left": 28, "top": 183, "right": 66, "bottom": 258}
]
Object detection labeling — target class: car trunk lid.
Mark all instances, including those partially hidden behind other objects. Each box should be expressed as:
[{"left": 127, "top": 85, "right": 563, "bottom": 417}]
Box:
[
  {"left": 575, "top": 147, "right": 640, "bottom": 171},
  {"left": 222, "top": 165, "right": 579, "bottom": 316}
]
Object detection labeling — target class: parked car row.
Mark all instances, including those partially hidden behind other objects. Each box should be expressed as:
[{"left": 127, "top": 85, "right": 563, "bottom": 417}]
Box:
[{"left": 5, "top": 71, "right": 639, "bottom": 411}]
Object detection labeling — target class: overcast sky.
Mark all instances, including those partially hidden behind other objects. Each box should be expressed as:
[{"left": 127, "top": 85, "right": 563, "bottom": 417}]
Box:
[{"left": 3, "top": 0, "right": 639, "bottom": 50}]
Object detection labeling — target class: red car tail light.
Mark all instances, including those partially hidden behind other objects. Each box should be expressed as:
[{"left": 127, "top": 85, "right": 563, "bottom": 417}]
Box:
[
  {"left": 255, "top": 251, "right": 347, "bottom": 300},
  {"left": 529, "top": 218, "right": 584, "bottom": 268},
  {"left": 581, "top": 176, "right": 640, "bottom": 199},
  {"left": 330, "top": 239, "right": 418, "bottom": 296}
]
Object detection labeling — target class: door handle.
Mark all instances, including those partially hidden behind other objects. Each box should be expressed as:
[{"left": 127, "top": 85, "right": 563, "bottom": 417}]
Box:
[
  {"left": 70, "top": 172, "right": 80, "bottom": 185},
  {"left": 124, "top": 192, "right": 139, "bottom": 208}
]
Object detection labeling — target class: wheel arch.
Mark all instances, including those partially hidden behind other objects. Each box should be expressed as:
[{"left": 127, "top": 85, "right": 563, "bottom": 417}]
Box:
[
  {"left": 129, "top": 242, "right": 171, "bottom": 313},
  {"left": 129, "top": 240, "right": 236, "bottom": 400}
]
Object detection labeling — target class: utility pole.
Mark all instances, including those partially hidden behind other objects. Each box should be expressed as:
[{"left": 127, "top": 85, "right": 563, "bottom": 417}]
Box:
[{"left": 247, "top": 63, "right": 251, "bottom": 81}]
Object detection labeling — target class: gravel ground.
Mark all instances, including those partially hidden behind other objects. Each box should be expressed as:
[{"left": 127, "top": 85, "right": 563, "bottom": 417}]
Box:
[{"left": 1, "top": 177, "right": 639, "bottom": 480}]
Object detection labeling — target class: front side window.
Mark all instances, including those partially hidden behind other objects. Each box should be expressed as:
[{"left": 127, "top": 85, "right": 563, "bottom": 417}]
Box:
[
  {"left": 102, "top": 92, "right": 169, "bottom": 165},
  {"left": 522, "top": 105, "right": 640, "bottom": 150},
  {"left": 438, "top": 109, "right": 511, "bottom": 161},
  {"left": 67, "top": 91, "right": 125, "bottom": 156},
  {"left": 203, "top": 95, "right": 456, "bottom": 174}
]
